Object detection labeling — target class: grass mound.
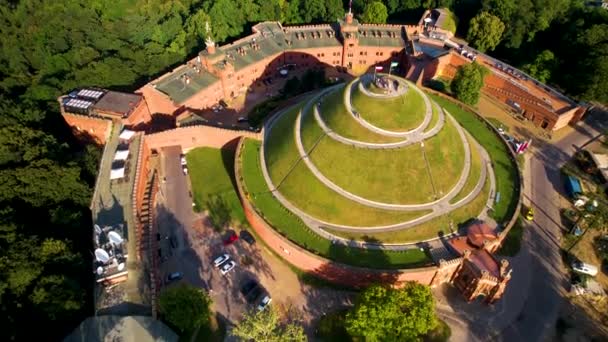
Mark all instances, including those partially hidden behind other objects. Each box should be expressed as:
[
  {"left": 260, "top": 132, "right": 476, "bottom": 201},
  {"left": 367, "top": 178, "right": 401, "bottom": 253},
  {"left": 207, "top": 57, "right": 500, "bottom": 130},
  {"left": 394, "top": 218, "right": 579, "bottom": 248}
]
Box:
[
  {"left": 240, "top": 139, "right": 432, "bottom": 268},
  {"left": 352, "top": 83, "right": 426, "bottom": 131},
  {"left": 307, "top": 118, "right": 465, "bottom": 204},
  {"left": 318, "top": 87, "right": 401, "bottom": 143}
]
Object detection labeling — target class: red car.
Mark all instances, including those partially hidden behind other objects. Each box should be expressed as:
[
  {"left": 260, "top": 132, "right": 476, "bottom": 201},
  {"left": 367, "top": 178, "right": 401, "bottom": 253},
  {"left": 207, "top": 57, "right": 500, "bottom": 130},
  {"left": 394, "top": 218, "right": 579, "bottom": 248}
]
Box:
[{"left": 223, "top": 232, "right": 238, "bottom": 245}]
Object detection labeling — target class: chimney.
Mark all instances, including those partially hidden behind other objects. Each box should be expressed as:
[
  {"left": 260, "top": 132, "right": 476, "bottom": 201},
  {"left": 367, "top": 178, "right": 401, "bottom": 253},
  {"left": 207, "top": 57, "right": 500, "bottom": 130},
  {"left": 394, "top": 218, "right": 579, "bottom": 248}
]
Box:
[{"left": 346, "top": 12, "right": 353, "bottom": 24}]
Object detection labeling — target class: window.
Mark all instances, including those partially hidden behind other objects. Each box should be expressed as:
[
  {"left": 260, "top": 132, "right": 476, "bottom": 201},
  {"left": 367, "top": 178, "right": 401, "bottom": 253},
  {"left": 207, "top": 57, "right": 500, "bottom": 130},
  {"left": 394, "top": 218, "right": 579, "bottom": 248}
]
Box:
[
  {"left": 347, "top": 53, "right": 353, "bottom": 57},
  {"left": 360, "top": 51, "right": 364, "bottom": 56}
]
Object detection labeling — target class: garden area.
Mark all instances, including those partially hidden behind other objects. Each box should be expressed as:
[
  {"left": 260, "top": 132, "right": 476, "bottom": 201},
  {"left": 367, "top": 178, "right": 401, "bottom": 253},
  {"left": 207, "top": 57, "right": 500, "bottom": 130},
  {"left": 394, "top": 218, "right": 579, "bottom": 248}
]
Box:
[{"left": 186, "top": 147, "right": 246, "bottom": 228}]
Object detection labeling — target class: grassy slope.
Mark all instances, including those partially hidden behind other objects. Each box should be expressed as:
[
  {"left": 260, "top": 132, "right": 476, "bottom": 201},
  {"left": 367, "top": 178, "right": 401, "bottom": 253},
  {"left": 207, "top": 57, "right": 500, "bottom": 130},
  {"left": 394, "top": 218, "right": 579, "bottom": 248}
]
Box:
[
  {"left": 449, "top": 134, "right": 482, "bottom": 204},
  {"left": 308, "top": 119, "right": 464, "bottom": 204},
  {"left": 241, "top": 139, "right": 431, "bottom": 268},
  {"left": 351, "top": 85, "right": 426, "bottom": 131},
  {"left": 265, "top": 105, "right": 429, "bottom": 225},
  {"left": 187, "top": 147, "right": 245, "bottom": 223},
  {"left": 319, "top": 87, "right": 402, "bottom": 143},
  {"left": 326, "top": 178, "right": 490, "bottom": 243},
  {"left": 430, "top": 94, "right": 518, "bottom": 222}
]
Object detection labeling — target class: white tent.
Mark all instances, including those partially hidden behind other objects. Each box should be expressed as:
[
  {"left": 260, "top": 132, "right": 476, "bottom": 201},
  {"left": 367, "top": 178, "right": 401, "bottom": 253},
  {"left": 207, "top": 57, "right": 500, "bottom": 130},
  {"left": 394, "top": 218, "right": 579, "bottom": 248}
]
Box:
[
  {"left": 119, "top": 129, "right": 135, "bottom": 140},
  {"left": 113, "top": 150, "right": 130, "bottom": 161},
  {"left": 110, "top": 168, "right": 125, "bottom": 180}
]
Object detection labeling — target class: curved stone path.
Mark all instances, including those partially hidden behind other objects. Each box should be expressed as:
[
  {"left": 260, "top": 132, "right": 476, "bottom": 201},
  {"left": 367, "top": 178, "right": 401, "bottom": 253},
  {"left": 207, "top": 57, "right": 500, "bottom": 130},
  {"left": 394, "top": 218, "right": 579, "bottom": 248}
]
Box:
[
  {"left": 300, "top": 106, "right": 472, "bottom": 210},
  {"left": 313, "top": 88, "right": 445, "bottom": 149},
  {"left": 256, "top": 76, "right": 496, "bottom": 249}
]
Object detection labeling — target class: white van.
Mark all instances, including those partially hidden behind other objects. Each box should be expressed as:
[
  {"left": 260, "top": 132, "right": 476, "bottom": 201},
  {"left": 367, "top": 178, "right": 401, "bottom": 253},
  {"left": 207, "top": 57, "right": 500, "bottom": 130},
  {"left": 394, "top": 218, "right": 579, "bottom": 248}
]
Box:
[{"left": 572, "top": 261, "right": 598, "bottom": 276}]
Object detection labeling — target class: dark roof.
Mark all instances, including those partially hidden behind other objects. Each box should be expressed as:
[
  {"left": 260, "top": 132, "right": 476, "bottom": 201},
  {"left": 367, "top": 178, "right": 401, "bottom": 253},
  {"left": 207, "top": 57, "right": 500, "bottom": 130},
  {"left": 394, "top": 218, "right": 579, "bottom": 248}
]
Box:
[{"left": 93, "top": 91, "right": 142, "bottom": 116}]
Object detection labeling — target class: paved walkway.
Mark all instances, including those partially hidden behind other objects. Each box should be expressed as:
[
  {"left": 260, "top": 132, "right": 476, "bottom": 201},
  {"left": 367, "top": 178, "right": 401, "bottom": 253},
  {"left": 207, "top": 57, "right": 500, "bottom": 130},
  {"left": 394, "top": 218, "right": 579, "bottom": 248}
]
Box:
[{"left": 257, "top": 78, "right": 496, "bottom": 250}]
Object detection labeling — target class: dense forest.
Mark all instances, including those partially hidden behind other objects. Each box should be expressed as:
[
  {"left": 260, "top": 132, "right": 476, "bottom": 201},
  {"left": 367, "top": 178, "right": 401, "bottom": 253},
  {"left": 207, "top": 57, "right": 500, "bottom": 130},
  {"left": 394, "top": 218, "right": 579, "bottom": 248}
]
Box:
[{"left": 0, "top": 0, "right": 605, "bottom": 340}]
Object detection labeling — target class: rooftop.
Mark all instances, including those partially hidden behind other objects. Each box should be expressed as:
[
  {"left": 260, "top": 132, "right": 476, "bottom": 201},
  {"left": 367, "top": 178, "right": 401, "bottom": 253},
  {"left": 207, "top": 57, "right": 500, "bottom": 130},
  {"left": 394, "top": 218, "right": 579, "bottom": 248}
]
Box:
[
  {"left": 94, "top": 91, "right": 142, "bottom": 117},
  {"left": 448, "top": 236, "right": 500, "bottom": 278},
  {"left": 358, "top": 26, "right": 406, "bottom": 47},
  {"left": 155, "top": 65, "right": 220, "bottom": 104}
]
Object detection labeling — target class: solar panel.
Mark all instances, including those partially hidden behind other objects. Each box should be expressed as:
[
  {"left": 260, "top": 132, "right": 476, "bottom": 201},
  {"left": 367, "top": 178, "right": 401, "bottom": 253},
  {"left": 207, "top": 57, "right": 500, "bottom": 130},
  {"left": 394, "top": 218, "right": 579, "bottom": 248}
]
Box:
[
  {"left": 65, "top": 98, "right": 93, "bottom": 109},
  {"left": 77, "top": 89, "right": 105, "bottom": 100}
]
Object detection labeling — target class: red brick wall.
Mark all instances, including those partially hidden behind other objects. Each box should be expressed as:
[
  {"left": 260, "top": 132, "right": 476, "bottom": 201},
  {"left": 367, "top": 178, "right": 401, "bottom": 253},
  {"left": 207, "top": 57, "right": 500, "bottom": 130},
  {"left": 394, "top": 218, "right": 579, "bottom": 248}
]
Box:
[
  {"left": 124, "top": 99, "right": 152, "bottom": 127},
  {"left": 144, "top": 125, "right": 260, "bottom": 152},
  {"left": 62, "top": 113, "right": 112, "bottom": 145},
  {"left": 234, "top": 138, "right": 438, "bottom": 288}
]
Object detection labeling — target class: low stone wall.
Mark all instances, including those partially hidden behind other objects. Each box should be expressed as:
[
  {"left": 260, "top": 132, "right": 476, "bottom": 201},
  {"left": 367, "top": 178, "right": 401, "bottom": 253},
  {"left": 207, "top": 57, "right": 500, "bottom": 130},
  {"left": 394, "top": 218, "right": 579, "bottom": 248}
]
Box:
[
  {"left": 234, "top": 138, "right": 440, "bottom": 288},
  {"left": 422, "top": 88, "right": 523, "bottom": 242}
]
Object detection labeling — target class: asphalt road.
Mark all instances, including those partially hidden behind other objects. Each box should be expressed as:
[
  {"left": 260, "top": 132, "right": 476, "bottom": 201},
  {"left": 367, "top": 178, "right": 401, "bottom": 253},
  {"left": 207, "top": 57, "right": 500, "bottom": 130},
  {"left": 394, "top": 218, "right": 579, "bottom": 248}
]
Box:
[{"left": 499, "top": 113, "right": 606, "bottom": 341}]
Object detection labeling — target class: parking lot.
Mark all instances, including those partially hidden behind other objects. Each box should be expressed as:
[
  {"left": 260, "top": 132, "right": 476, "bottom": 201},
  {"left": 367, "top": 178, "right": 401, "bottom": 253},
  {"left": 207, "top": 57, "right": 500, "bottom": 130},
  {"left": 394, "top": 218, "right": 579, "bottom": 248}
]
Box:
[{"left": 156, "top": 147, "right": 354, "bottom": 334}]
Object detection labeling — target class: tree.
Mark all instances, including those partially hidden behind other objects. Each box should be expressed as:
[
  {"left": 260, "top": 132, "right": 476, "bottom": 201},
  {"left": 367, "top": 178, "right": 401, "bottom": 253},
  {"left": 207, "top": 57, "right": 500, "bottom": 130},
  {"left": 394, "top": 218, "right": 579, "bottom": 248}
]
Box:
[
  {"left": 467, "top": 11, "right": 505, "bottom": 52},
  {"left": 159, "top": 284, "right": 212, "bottom": 333},
  {"left": 451, "top": 62, "right": 489, "bottom": 105},
  {"left": 522, "top": 50, "right": 556, "bottom": 83},
  {"left": 344, "top": 283, "right": 437, "bottom": 341},
  {"left": 360, "top": 2, "right": 388, "bottom": 24},
  {"left": 232, "top": 307, "right": 305, "bottom": 342}
]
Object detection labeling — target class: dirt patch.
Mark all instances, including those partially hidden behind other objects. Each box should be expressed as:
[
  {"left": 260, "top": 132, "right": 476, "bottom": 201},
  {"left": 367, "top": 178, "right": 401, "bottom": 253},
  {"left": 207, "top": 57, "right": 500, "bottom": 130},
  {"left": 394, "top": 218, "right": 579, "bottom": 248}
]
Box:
[{"left": 569, "top": 229, "right": 608, "bottom": 289}]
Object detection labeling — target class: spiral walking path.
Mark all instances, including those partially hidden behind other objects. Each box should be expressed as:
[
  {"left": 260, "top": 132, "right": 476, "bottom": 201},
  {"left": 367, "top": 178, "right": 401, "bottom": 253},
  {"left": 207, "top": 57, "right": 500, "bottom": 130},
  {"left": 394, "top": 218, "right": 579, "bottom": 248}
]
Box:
[{"left": 257, "top": 77, "right": 496, "bottom": 249}]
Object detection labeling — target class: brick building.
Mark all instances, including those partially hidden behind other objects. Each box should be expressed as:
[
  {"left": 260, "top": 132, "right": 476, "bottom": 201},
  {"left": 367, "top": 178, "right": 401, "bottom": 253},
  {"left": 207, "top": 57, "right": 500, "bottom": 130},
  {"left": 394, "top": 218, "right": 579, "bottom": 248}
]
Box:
[{"left": 59, "top": 88, "right": 152, "bottom": 144}]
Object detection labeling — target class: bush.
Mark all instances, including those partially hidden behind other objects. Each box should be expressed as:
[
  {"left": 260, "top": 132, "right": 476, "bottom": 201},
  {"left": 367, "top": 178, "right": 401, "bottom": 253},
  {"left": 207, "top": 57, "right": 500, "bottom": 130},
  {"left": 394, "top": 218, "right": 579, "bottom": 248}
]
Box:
[{"left": 316, "top": 311, "right": 352, "bottom": 342}]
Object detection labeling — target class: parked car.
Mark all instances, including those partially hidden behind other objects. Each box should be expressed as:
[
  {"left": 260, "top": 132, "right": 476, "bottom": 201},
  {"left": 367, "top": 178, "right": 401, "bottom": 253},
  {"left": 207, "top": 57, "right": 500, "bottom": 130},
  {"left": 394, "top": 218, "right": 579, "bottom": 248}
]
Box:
[
  {"left": 525, "top": 208, "right": 534, "bottom": 221},
  {"left": 240, "top": 230, "right": 256, "bottom": 245},
  {"left": 223, "top": 232, "right": 239, "bottom": 245},
  {"left": 166, "top": 272, "right": 183, "bottom": 282},
  {"left": 220, "top": 260, "right": 236, "bottom": 275},
  {"left": 182, "top": 166, "right": 188, "bottom": 175},
  {"left": 237, "top": 117, "right": 249, "bottom": 123},
  {"left": 257, "top": 295, "right": 272, "bottom": 311},
  {"left": 180, "top": 154, "right": 187, "bottom": 166},
  {"left": 213, "top": 254, "right": 230, "bottom": 268},
  {"left": 571, "top": 261, "right": 598, "bottom": 276}
]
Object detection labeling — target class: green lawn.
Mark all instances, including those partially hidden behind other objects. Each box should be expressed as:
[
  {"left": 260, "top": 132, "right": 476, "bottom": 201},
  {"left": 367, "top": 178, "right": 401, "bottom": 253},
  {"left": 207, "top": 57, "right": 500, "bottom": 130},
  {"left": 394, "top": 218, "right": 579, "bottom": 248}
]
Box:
[
  {"left": 424, "top": 102, "right": 441, "bottom": 133},
  {"left": 351, "top": 84, "right": 426, "bottom": 131},
  {"left": 307, "top": 118, "right": 464, "bottom": 204},
  {"left": 438, "top": 8, "right": 458, "bottom": 33},
  {"left": 449, "top": 134, "right": 482, "bottom": 204},
  {"left": 240, "top": 139, "right": 432, "bottom": 268},
  {"left": 187, "top": 147, "right": 245, "bottom": 224},
  {"left": 319, "top": 86, "right": 402, "bottom": 143},
  {"left": 429, "top": 94, "right": 519, "bottom": 223},
  {"left": 265, "top": 105, "right": 430, "bottom": 225},
  {"left": 325, "top": 178, "right": 490, "bottom": 243}
]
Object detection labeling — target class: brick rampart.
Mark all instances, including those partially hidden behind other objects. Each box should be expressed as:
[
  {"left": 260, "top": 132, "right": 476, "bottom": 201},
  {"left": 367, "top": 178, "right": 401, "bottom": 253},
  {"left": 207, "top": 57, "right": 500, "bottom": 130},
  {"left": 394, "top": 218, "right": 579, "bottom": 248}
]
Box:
[
  {"left": 62, "top": 112, "right": 112, "bottom": 144},
  {"left": 144, "top": 125, "right": 261, "bottom": 152},
  {"left": 234, "top": 138, "right": 439, "bottom": 288}
]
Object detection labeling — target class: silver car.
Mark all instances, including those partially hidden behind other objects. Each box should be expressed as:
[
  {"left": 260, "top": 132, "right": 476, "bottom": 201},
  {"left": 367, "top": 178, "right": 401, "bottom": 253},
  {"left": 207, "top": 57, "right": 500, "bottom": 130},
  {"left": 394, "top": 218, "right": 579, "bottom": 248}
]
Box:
[{"left": 220, "top": 260, "right": 236, "bottom": 275}]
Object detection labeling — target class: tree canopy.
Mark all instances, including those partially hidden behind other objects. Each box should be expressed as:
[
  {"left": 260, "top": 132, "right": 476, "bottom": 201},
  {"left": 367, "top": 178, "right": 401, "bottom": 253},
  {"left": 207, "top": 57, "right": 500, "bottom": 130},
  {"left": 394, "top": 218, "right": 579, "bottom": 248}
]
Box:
[
  {"left": 231, "top": 307, "right": 306, "bottom": 342},
  {"left": 360, "top": 2, "right": 389, "bottom": 24},
  {"left": 451, "top": 62, "right": 489, "bottom": 106},
  {"left": 344, "top": 283, "right": 438, "bottom": 341},
  {"left": 158, "top": 284, "right": 212, "bottom": 333},
  {"left": 467, "top": 11, "right": 505, "bottom": 52},
  {"left": 522, "top": 50, "right": 556, "bottom": 84}
]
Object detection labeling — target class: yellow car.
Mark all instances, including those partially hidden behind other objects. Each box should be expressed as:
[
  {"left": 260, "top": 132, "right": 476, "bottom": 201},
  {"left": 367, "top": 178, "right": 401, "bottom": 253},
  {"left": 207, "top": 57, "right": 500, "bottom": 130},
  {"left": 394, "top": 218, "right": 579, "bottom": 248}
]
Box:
[{"left": 525, "top": 208, "right": 534, "bottom": 221}]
